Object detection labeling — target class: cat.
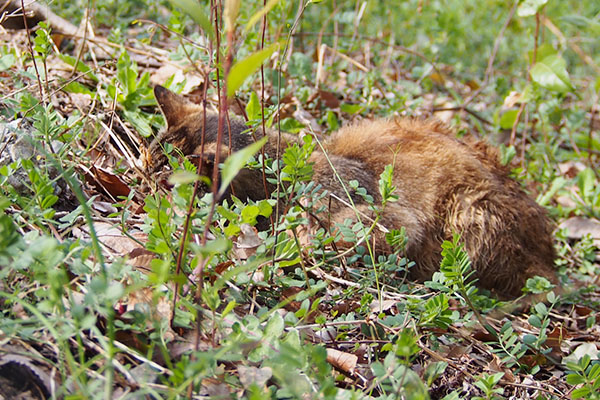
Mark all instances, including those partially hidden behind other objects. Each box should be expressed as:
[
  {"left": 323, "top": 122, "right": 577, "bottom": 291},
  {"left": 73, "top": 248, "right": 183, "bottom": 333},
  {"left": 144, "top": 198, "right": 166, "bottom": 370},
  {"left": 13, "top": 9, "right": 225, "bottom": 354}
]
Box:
[{"left": 144, "top": 85, "right": 557, "bottom": 299}]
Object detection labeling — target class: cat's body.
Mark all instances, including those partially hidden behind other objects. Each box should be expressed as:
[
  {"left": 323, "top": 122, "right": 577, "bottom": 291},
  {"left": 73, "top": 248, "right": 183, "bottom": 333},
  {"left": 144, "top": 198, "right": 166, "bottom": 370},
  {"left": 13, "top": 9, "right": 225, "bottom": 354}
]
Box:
[{"left": 147, "top": 85, "right": 557, "bottom": 298}]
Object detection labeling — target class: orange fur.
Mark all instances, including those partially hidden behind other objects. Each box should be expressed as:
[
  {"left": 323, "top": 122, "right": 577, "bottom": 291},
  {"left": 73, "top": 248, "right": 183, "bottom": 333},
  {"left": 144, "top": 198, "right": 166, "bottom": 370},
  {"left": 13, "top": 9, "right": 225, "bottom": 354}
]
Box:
[{"left": 148, "top": 85, "right": 557, "bottom": 298}]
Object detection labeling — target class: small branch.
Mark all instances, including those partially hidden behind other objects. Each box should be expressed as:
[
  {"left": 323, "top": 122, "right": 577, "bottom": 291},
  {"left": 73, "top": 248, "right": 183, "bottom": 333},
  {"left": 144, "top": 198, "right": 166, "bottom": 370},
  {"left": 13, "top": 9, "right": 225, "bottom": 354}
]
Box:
[
  {"left": 431, "top": 106, "right": 493, "bottom": 126},
  {"left": 7, "top": 0, "right": 78, "bottom": 35},
  {"left": 20, "top": 0, "right": 44, "bottom": 102}
]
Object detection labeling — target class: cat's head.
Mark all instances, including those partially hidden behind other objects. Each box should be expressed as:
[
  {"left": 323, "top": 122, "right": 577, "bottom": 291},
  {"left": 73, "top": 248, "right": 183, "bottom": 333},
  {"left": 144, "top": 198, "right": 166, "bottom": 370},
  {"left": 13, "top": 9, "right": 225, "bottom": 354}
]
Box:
[{"left": 143, "top": 85, "right": 221, "bottom": 173}]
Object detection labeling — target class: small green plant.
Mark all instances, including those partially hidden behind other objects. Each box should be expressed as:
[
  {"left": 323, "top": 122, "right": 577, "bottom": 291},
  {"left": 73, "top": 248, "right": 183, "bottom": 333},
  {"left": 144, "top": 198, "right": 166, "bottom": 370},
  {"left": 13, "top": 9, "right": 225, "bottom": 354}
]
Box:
[
  {"left": 370, "top": 329, "right": 429, "bottom": 399},
  {"left": 473, "top": 372, "right": 505, "bottom": 400},
  {"left": 438, "top": 234, "right": 477, "bottom": 298},
  {"left": 491, "top": 322, "right": 527, "bottom": 371},
  {"left": 418, "top": 293, "right": 455, "bottom": 329},
  {"left": 107, "top": 51, "right": 158, "bottom": 137},
  {"left": 566, "top": 354, "right": 600, "bottom": 400},
  {"left": 0, "top": 0, "right": 598, "bottom": 397},
  {"left": 32, "top": 21, "right": 52, "bottom": 88},
  {"left": 574, "top": 168, "right": 600, "bottom": 219},
  {"left": 555, "top": 228, "right": 599, "bottom": 277},
  {"left": 522, "top": 291, "right": 559, "bottom": 371}
]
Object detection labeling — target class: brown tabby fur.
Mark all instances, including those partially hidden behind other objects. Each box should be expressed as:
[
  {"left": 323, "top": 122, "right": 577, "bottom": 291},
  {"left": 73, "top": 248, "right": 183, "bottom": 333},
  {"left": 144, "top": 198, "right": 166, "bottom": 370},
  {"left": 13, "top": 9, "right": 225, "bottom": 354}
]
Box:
[{"left": 146, "top": 85, "right": 557, "bottom": 299}]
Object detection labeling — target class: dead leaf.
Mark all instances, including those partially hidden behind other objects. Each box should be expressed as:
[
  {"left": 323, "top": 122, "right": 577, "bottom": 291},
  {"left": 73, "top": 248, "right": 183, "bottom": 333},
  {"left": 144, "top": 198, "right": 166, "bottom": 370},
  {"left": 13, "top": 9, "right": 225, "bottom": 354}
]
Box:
[
  {"left": 558, "top": 161, "right": 586, "bottom": 178},
  {"left": 73, "top": 221, "right": 146, "bottom": 256},
  {"left": 332, "top": 300, "right": 359, "bottom": 315},
  {"left": 488, "top": 356, "right": 516, "bottom": 382},
  {"left": 150, "top": 64, "right": 203, "bottom": 94},
  {"left": 559, "top": 217, "right": 600, "bottom": 248},
  {"left": 207, "top": 260, "right": 235, "bottom": 283},
  {"left": 282, "top": 287, "right": 303, "bottom": 312},
  {"left": 85, "top": 165, "right": 131, "bottom": 199},
  {"left": 238, "top": 366, "right": 272, "bottom": 389},
  {"left": 560, "top": 217, "right": 600, "bottom": 260},
  {"left": 546, "top": 325, "right": 568, "bottom": 356},
  {"left": 237, "top": 224, "right": 262, "bottom": 248},
  {"left": 233, "top": 224, "right": 262, "bottom": 260},
  {"left": 503, "top": 91, "right": 523, "bottom": 108},
  {"left": 369, "top": 299, "right": 397, "bottom": 313},
  {"left": 70, "top": 92, "right": 92, "bottom": 110},
  {"left": 294, "top": 107, "right": 323, "bottom": 134},
  {"left": 465, "top": 80, "right": 480, "bottom": 91},
  {"left": 165, "top": 330, "right": 212, "bottom": 361},
  {"left": 520, "top": 354, "right": 549, "bottom": 368},
  {"left": 562, "top": 342, "right": 600, "bottom": 364},
  {"left": 129, "top": 363, "right": 159, "bottom": 385},
  {"left": 317, "top": 89, "right": 340, "bottom": 108},
  {"left": 574, "top": 305, "right": 593, "bottom": 317},
  {"left": 429, "top": 72, "right": 446, "bottom": 85},
  {"left": 199, "top": 377, "right": 232, "bottom": 397},
  {"left": 555, "top": 194, "right": 577, "bottom": 209},
  {"left": 443, "top": 344, "right": 471, "bottom": 359},
  {"left": 127, "top": 247, "right": 155, "bottom": 270},
  {"left": 472, "top": 329, "right": 496, "bottom": 342},
  {"left": 91, "top": 200, "right": 118, "bottom": 214},
  {"left": 326, "top": 348, "right": 358, "bottom": 374},
  {"left": 123, "top": 287, "right": 174, "bottom": 337}
]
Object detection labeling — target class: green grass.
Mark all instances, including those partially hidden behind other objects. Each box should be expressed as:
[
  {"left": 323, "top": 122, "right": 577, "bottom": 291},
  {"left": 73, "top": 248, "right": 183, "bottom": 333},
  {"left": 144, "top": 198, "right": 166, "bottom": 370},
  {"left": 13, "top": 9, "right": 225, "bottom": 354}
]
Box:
[{"left": 0, "top": 0, "right": 598, "bottom": 398}]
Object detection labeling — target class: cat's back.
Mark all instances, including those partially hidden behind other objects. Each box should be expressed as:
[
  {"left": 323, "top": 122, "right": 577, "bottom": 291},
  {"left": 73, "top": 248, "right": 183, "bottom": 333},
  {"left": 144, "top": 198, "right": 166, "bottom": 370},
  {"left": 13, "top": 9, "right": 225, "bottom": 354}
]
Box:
[
  {"left": 323, "top": 118, "right": 497, "bottom": 177},
  {"left": 321, "top": 118, "right": 506, "bottom": 211}
]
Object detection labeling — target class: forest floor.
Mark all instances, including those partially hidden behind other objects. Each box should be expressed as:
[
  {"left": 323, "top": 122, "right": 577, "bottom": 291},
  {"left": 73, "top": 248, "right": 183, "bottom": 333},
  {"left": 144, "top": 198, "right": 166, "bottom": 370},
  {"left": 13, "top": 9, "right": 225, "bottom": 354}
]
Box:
[{"left": 1, "top": 2, "right": 600, "bottom": 399}]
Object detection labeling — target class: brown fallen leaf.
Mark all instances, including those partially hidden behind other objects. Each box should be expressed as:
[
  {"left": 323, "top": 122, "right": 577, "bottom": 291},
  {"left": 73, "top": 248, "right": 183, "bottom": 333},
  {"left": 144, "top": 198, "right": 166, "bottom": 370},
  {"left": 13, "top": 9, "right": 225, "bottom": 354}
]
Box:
[
  {"left": 199, "top": 377, "right": 232, "bottom": 398},
  {"left": 294, "top": 107, "right": 323, "bottom": 134},
  {"left": 558, "top": 161, "right": 586, "bottom": 178},
  {"left": 519, "top": 353, "right": 549, "bottom": 369},
  {"left": 546, "top": 325, "right": 569, "bottom": 357},
  {"left": 488, "top": 355, "right": 516, "bottom": 382},
  {"left": 85, "top": 165, "right": 131, "bottom": 199},
  {"left": 472, "top": 329, "right": 496, "bottom": 342},
  {"left": 429, "top": 71, "right": 446, "bottom": 85},
  {"left": 318, "top": 89, "right": 341, "bottom": 109},
  {"left": 574, "top": 305, "right": 593, "bottom": 317},
  {"left": 326, "top": 348, "right": 358, "bottom": 374},
  {"left": 125, "top": 287, "right": 173, "bottom": 329},
  {"left": 332, "top": 300, "right": 359, "bottom": 315},
  {"left": 282, "top": 287, "right": 303, "bottom": 313},
  {"left": 208, "top": 260, "right": 235, "bottom": 283},
  {"left": 442, "top": 344, "right": 472, "bottom": 359},
  {"left": 127, "top": 247, "right": 156, "bottom": 271},
  {"left": 369, "top": 299, "right": 397, "bottom": 313},
  {"left": 91, "top": 200, "right": 118, "bottom": 215},
  {"left": 73, "top": 221, "right": 146, "bottom": 256}
]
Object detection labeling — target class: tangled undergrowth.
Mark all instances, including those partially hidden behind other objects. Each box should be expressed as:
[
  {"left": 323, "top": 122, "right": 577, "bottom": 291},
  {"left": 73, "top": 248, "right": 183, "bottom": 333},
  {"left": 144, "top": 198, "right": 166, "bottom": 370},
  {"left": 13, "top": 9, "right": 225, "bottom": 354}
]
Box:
[{"left": 0, "top": 0, "right": 599, "bottom": 399}]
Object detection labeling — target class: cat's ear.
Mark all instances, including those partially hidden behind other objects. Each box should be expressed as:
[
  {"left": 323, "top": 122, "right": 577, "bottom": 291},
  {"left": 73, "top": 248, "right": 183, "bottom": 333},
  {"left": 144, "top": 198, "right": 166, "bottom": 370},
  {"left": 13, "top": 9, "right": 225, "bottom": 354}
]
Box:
[{"left": 154, "top": 85, "right": 198, "bottom": 127}]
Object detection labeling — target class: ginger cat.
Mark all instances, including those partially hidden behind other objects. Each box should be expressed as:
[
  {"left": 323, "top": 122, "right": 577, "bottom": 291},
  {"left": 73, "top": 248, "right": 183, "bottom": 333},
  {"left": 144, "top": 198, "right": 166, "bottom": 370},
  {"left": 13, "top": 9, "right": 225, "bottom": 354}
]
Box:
[{"left": 145, "top": 85, "right": 557, "bottom": 299}]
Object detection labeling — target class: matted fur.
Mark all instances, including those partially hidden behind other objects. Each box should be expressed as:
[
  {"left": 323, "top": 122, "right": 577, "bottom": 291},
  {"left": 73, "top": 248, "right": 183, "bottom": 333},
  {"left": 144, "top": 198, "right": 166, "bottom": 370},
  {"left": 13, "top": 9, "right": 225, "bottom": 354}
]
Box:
[{"left": 148, "top": 86, "right": 557, "bottom": 298}]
